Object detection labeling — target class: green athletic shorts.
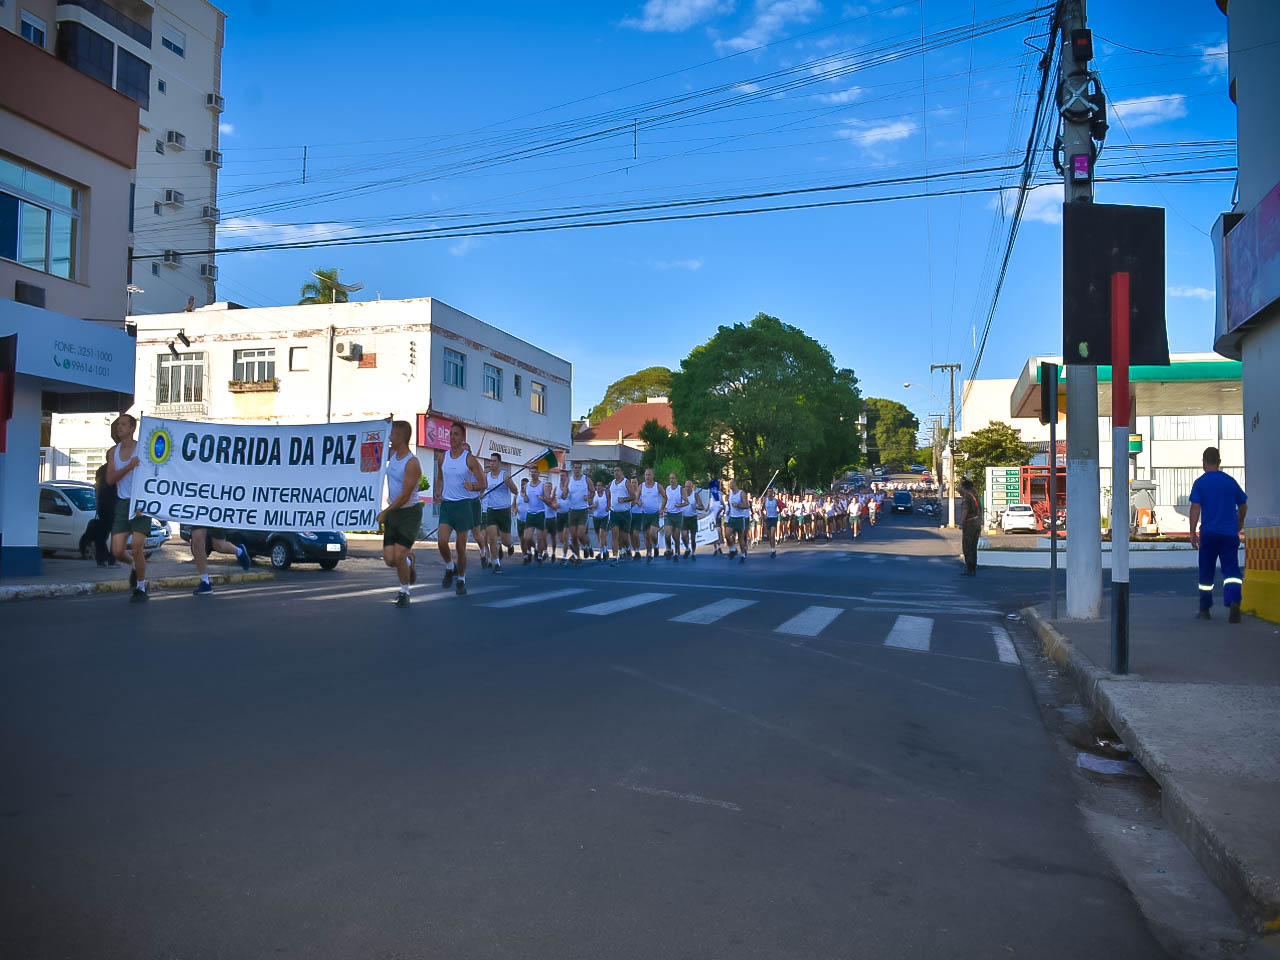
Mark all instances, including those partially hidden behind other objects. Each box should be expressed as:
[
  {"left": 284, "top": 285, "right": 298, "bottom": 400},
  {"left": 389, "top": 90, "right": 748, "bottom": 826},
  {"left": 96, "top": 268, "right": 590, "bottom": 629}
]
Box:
[
  {"left": 558, "top": 512, "right": 570, "bottom": 531},
  {"left": 728, "top": 516, "right": 745, "bottom": 533},
  {"left": 525, "top": 511, "right": 545, "bottom": 531},
  {"left": 545, "top": 514, "right": 558, "bottom": 535},
  {"left": 642, "top": 512, "right": 659, "bottom": 531},
  {"left": 568, "top": 508, "right": 588, "bottom": 526},
  {"left": 610, "top": 510, "right": 631, "bottom": 530},
  {"left": 469, "top": 498, "right": 483, "bottom": 529},
  {"left": 112, "top": 500, "right": 151, "bottom": 536},
  {"left": 383, "top": 503, "right": 423, "bottom": 548},
  {"left": 764, "top": 517, "right": 778, "bottom": 529},
  {"left": 593, "top": 515, "right": 608, "bottom": 531},
  {"left": 517, "top": 519, "right": 526, "bottom": 537},
  {"left": 486, "top": 507, "right": 511, "bottom": 531},
  {"left": 439, "top": 499, "right": 474, "bottom": 532},
  {"left": 683, "top": 515, "right": 698, "bottom": 532}
]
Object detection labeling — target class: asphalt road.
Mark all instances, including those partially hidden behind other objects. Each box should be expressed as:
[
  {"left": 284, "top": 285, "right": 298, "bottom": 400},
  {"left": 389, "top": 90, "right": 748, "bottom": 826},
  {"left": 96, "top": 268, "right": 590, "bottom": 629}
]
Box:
[{"left": 0, "top": 515, "right": 1170, "bottom": 959}]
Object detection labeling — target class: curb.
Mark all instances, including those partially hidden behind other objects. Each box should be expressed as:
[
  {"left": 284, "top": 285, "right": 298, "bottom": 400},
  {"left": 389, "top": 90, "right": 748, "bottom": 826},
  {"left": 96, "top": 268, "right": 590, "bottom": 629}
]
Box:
[
  {"left": 1021, "top": 606, "right": 1280, "bottom": 935},
  {"left": 0, "top": 570, "right": 275, "bottom": 602}
]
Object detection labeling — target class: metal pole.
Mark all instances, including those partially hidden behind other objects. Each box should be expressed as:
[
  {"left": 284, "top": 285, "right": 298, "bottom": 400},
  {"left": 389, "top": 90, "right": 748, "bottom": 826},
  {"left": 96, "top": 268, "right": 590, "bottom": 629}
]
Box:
[
  {"left": 1048, "top": 365, "right": 1059, "bottom": 620},
  {"left": 326, "top": 324, "right": 334, "bottom": 424},
  {"left": 1110, "top": 272, "right": 1131, "bottom": 674},
  {"left": 1060, "top": 0, "right": 1103, "bottom": 620},
  {"left": 931, "top": 363, "right": 961, "bottom": 527}
]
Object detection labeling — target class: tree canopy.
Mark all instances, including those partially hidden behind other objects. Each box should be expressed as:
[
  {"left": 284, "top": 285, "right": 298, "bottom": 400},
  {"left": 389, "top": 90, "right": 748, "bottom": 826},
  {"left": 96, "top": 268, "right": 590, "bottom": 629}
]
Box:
[
  {"left": 863, "top": 397, "right": 920, "bottom": 469},
  {"left": 298, "top": 267, "right": 351, "bottom": 305},
  {"left": 587, "top": 366, "right": 672, "bottom": 423},
  {"left": 638, "top": 418, "right": 714, "bottom": 481},
  {"left": 669, "top": 312, "right": 861, "bottom": 491},
  {"left": 957, "top": 421, "right": 1037, "bottom": 496}
]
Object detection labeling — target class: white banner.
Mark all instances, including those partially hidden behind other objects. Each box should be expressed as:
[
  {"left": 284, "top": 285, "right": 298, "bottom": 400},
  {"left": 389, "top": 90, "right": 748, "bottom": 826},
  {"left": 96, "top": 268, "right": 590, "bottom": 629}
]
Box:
[{"left": 133, "top": 417, "right": 389, "bottom": 532}]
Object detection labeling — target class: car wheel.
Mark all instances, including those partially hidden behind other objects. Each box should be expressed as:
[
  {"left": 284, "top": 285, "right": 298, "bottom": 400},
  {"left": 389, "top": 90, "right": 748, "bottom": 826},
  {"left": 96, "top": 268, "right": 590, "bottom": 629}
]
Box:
[
  {"left": 269, "top": 540, "right": 293, "bottom": 570},
  {"left": 318, "top": 558, "right": 339, "bottom": 571}
]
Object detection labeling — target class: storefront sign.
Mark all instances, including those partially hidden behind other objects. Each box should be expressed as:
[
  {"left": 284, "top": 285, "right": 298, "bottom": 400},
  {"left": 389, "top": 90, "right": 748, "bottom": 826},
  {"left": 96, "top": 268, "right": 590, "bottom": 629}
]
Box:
[
  {"left": 1225, "top": 177, "right": 1280, "bottom": 334},
  {"left": 133, "top": 416, "right": 389, "bottom": 531},
  {"left": 0, "top": 300, "right": 134, "bottom": 392},
  {"left": 416, "top": 413, "right": 558, "bottom": 467}
]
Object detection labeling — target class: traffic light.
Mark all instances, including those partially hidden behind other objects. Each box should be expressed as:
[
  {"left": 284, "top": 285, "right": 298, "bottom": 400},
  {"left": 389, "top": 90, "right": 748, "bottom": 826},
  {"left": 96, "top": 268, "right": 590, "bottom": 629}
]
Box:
[
  {"left": 1071, "top": 28, "right": 1093, "bottom": 63},
  {"left": 1039, "top": 362, "right": 1058, "bottom": 426}
]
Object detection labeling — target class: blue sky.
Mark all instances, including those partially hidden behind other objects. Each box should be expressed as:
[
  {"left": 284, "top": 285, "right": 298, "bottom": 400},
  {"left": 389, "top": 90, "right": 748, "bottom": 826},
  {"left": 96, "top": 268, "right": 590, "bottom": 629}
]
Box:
[{"left": 204, "top": 0, "right": 1235, "bottom": 430}]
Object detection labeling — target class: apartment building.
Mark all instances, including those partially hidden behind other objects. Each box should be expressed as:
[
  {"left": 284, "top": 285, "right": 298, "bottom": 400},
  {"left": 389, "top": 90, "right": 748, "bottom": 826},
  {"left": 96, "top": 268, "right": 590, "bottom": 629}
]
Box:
[
  {"left": 1, "top": 28, "right": 138, "bottom": 575},
  {"left": 3, "top": 0, "right": 226, "bottom": 315}
]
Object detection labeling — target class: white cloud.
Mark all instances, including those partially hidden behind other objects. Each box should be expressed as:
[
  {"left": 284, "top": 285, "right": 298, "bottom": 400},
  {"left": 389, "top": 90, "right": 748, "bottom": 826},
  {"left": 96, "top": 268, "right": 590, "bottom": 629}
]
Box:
[
  {"left": 835, "top": 118, "right": 917, "bottom": 155},
  {"left": 1110, "top": 94, "right": 1187, "bottom": 129},
  {"left": 817, "top": 85, "right": 862, "bottom": 104},
  {"left": 990, "top": 183, "right": 1063, "bottom": 225},
  {"left": 219, "top": 216, "right": 358, "bottom": 245},
  {"left": 218, "top": 122, "right": 235, "bottom": 136},
  {"left": 1169, "top": 285, "right": 1215, "bottom": 300},
  {"left": 1198, "top": 39, "right": 1228, "bottom": 77},
  {"left": 449, "top": 236, "right": 481, "bottom": 256},
  {"left": 715, "top": 0, "right": 821, "bottom": 53},
  {"left": 734, "top": 81, "right": 763, "bottom": 93},
  {"left": 623, "top": 0, "right": 734, "bottom": 32},
  {"left": 653, "top": 258, "right": 703, "bottom": 270}
]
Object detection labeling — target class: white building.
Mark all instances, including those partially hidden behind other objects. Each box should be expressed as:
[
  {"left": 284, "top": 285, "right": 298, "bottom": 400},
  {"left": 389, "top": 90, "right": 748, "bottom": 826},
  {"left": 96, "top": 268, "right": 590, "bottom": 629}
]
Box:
[
  {"left": 3, "top": 0, "right": 226, "bottom": 315},
  {"left": 49, "top": 298, "right": 572, "bottom": 527}
]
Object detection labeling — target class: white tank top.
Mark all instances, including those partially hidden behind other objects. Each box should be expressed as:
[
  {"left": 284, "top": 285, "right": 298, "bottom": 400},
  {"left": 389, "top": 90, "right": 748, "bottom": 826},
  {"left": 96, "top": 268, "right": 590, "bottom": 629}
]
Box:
[
  {"left": 765, "top": 495, "right": 778, "bottom": 518},
  {"left": 516, "top": 492, "right": 528, "bottom": 520},
  {"left": 639, "top": 481, "right": 663, "bottom": 512},
  {"left": 665, "top": 484, "right": 684, "bottom": 513},
  {"left": 729, "top": 489, "right": 748, "bottom": 518},
  {"left": 566, "top": 474, "right": 590, "bottom": 510},
  {"left": 682, "top": 490, "right": 699, "bottom": 517},
  {"left": 557, "top": 484, "right": 570, "bottom": 514},
  {"left": 610, "top": 479, "right": 631, "bottom": 510},
  {"left": 524, "top": 480, "right": 545, "bottom": 514},
  {"left": 482, "top": 469, "right": 509, "bottom": 510},
  {"left": 113, "top": 444, "right": 136, "bottom": 501},
  {"left": 441, "top": 448, "right": 473, "bottom": 502},
  {"left": 591, "top": 492, "right": 609, "bottom": 517},
  {"left": 385, "top": 450, "right": 413, "bottom": 503}
]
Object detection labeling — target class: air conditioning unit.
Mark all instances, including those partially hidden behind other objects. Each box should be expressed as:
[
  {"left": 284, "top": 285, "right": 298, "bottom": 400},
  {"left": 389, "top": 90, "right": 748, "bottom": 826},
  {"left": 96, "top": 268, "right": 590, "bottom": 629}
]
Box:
[
  {"left": 165, "top": 130, "right": 186, "bottom": 150},
  {"left": 200, "top": 205, "right": 220, "bottom": 223},
  {"left": 162, "top": 188, "right": 184, "bottom": 206},
  {"left": 203, "top": 149, "right": 222, "bottom": 168},
  {"left": 162, "top": 250, "right": 181, "bottom": 266},
  {"left": 205, "top": 92, "right": 225, "bottom": 112},
  {"left": 199, "top": 263, "right": 218, "bottom": 280},
  {"left": 334, "top": 341, "right": 363, "bottom": 362}
]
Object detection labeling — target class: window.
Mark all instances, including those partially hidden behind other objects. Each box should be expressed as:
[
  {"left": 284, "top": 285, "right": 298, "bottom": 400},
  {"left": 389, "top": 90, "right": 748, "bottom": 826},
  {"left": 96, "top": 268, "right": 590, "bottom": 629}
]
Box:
[
  {"left": 443, "top": 347, "right": 466, "bottom": 388},
  {"left": 531, "top": 380, "right": 546, "bottom": 415},
  {"left": 513, "top": 374, "right": 522, "bottom": 397},
  {"left": 21, "top": 12, "right": 47, "bottom": 48},
  {"left": 0, "top": 155, "right": 81, "bottom": 279},
  {"left": 156, "top": 352, "right": 205, "bottom": 405},
  {"left": 161, "top": 23, "right": 186, "bottom": 57},
  {"left": 56, "top": 22, "right": 114, "bottom": 87},
  {"left": 153, "top": 201, "right": 161, "bottom": 216},
  {"left": 39, "top": 489, "right": 72, "bottom": 516},
  {"left": 1152, "top": 415, "right": 1217, "bottom": 441},
  {"left": 114, "top": 48, "right": 151, "bottom": 110},
  {"left": 157, "top": 78, "right": 167, "bottom": 94},
  {"left": 1220, "top": 415, "right": 1244, "bottom": 440},
  {"left": 483, "top": 363, "right": 502, "bottom": 400},
  {"left": 66, "top": 448, "right": 107, "bottom": 483},
  {"left": 289, "top": 346, "right": 308, "bottom": 371},
  {"left": 155, "top": 139, "right": 164, "bottom": 155},
  {"left": 233, "top": 348, "right": 275, "bottom": 383},
  {"left": 151, "top": 262, "right": 159, "bottom": 276}
]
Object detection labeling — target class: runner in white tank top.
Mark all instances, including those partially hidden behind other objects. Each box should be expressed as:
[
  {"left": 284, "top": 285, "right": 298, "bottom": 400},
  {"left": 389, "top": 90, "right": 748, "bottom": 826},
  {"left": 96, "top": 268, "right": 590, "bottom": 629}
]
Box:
[
  {"left": 764, "top": 489, "right": 779, "bottom": 558},
  {"left": 637, "top": 467, "right": 666, "bottom": 562},
  {"left": 590, "top": 482, "right": 610, "bottom": 561},
  {"left": 105, "top": 413, "right": 150, "bottom": 601},
  {"left": 663, "top": 471, "right": 686, "bottom": 562},
  {"left": 434, "top": 422, "right": 484, "bottom": 594},
  {"left": 377, "top": 421, "right": 424, "bottom": 606},
  {"left": 607, "top": 466, "right": 634, "bottom": 563},
  {"left": 481, "top": 453, "right": 518, "bottom": 573},
  {"left": 565, "top": 463, "right": 591, "bottom": 563}
]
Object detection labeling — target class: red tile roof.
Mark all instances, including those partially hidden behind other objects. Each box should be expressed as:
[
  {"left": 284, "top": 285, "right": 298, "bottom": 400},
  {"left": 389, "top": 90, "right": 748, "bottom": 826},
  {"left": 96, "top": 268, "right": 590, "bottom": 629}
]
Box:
[{"left": 574, "top": 401, "right": 674, "bottom": 442}]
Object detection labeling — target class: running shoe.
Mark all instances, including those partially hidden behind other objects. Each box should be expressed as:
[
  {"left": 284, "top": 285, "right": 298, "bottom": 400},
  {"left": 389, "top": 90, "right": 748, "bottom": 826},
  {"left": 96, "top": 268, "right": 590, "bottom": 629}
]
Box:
[
  {"left": 492, "top": 562, "right": 502, "bottom": 574},
  {"left": 442, "top": 568, "right": 455, "bottom": 588},
  {"left": 193, "top": 581, "right": 213, "bottom": 596},
  {"left": 771, "top": 550, "right": 777, "bottom": 559},
  {"left": 394, "top": 592, "right": 409, "bottom": 608},
  {"left": 129, "top": 588, "right": 148, "bottom": 603},
  {"left": 507, "top": 545, "right": 515, "bottom": 558},
  {"left": 739, "top": 555, "right": 746, "bottom": 564},
  {"left": 481, "top": 556, "right": 490, "bottom": 570},
  {"left": 523, "top": 555, "right": 532, "bottom": 566},
  {"left": 1195, "top": 609, "right": 1211, "bottom": 620},
  {"left": 646, "top": 554, "right": 652, "bottom": 564},
  {"left": 455, "top": 579, "right": 467, "bottom": 596},
  {"left": 673, "top": 555, "right": 679, "bottom": 564},
  {"left": 236, "top": 544, "right": 251, "bottom": 571}
]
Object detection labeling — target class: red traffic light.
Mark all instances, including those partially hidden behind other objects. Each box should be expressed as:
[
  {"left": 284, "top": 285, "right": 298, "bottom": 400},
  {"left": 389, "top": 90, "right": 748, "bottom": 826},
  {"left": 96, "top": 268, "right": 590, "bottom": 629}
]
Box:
[{"left": 1071, "top": 28, "right": 1093, "bottom": 62}]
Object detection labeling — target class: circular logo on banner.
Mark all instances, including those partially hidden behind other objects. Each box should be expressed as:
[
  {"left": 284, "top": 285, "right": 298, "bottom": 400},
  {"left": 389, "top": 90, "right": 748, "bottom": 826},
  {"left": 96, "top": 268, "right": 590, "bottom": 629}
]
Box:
[{"left": 146, "top": 427, "right": 173, "bottom": 465}]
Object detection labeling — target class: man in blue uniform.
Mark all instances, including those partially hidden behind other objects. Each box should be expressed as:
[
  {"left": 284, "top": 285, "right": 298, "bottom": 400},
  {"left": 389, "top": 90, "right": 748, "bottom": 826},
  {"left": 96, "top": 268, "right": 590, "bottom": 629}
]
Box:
[{"left": 1189, "top": 446, "right": 1247, "bottom": 623}]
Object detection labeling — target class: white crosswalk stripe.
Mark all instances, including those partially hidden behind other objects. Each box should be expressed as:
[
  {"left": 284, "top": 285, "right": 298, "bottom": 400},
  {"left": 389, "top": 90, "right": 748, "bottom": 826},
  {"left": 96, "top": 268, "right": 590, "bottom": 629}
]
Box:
[
  {"left": 670, "top": 597, "right": 757, "bottom": 624},
  {"left": 483, "top": 588, "right": 590, "bottom": 608},
  {"left": 774, "top": 605, "right": 843, "bottom": 637},
  {"left": 571, "top": 592, "right": 673, "bottom": 615},
  {"left": 884, "top": 614, "right": 933, "bottom": 652},
  {"left": 990, "top": 624, "right": 1019, "bottom": 664}
]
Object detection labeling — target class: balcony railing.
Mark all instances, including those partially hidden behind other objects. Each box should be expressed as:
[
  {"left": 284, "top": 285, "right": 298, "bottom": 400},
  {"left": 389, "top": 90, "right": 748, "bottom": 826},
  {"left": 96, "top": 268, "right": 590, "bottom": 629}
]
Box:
[{"left": 58, "top": 0, "right": 151, "bottom": 47}]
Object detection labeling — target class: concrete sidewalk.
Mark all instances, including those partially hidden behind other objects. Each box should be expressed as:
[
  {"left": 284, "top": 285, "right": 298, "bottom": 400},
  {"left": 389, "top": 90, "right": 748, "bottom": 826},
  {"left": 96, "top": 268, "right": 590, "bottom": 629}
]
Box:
[
  {"left": 0, "top": 544, "right": 272, "bottom": 601},
  {"left": 1024, "top": 596, "right": 1280, "bottom": 935}
]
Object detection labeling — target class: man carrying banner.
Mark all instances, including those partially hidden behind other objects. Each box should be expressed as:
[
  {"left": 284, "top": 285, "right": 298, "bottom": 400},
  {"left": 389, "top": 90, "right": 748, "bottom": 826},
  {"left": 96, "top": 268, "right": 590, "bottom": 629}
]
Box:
[
  {"left": 106, "top": 414, "right": 152, "bottom": 603},
  {"left": 377, "top": 420, "right": 423, "bottom": 607},
  {"left": 436, "top": 422, "right": 486, "bottom": 595}
]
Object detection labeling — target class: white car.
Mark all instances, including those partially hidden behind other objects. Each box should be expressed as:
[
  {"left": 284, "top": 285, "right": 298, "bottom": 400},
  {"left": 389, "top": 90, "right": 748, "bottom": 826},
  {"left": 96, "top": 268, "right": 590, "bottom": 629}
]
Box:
[
  {"left": 1001, "top": 503, "right": 1039, "bottom": 533},
  {"left": 37, "top": 481, "right": 97, "bottom": 556}
]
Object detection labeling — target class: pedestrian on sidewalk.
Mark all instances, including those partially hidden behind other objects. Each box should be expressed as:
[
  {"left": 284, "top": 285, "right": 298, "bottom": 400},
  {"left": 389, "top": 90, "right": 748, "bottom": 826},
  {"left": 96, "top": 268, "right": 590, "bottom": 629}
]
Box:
[
  {"left": 960, "top": 477, "right": 981, "bottom": 576},
  {"left": 91, "top": 463, "right": 116, "bottom": 567},
  {"left": 1189, "top": 446, "right": 1247, "bottom": 623}
]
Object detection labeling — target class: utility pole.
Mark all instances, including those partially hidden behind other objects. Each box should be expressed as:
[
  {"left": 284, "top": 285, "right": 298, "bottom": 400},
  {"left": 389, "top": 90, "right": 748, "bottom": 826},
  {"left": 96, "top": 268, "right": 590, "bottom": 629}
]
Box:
[
  {"left": 931, "top": 363, "right": 960, "bottom": 527},
  {"left": 1058, "top": 0, "right": 1102, "bottom": 619}
]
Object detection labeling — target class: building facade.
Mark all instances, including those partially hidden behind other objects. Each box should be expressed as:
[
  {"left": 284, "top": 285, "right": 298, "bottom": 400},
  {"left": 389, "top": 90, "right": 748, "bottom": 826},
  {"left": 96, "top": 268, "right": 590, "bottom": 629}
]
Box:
[
  {"left": 963, "top": 353, "right": 1246, "bottom": 534},
  {"left": 1, "top": 28, "right": 138, "bottom": 575},
  {"left": 48, "top": 298, "right": 572, "bottom": 530},
  {"left": 3, "top": 0, "right": 225, "bottom": 315},
  {"left": 1211, "top": 0, "right": 1280, "bottom": 621},
  {"left": 570, "top": 398, "right": 674, "bottom": 472}
]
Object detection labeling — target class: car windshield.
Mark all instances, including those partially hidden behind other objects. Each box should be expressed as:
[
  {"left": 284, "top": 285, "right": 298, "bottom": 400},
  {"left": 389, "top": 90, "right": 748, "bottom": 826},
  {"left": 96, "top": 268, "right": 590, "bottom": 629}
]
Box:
[
  {"left": 894, "top": 492, "right": 911, "bottom": 502},
  {"left": 60, "top": 487, "right": 96, "bottom": 510},
  {"left": 1010, "top": 505, "right": 1032, "bottom": 512}
]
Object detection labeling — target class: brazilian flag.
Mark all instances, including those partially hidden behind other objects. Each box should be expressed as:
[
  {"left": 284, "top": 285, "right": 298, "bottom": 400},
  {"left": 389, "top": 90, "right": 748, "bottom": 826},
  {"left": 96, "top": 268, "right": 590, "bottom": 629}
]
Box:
[{"left": 529, "top": 448, "right": 558, "bottom": 472}]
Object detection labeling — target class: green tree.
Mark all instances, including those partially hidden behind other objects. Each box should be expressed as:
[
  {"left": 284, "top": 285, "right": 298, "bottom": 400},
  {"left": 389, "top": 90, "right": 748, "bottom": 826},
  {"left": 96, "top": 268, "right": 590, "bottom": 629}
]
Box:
[
  {"left": 638, "top": 418, "right": 713, "bottom": 481},
  {"left": 654, "top": 455, "right": 687, "bottom": 483},
  {"left": 863, "top": 398, "right": 919, "bottom": 470},
  {"left": 587, "top": 366, "right": 673, "bottom": 423},
  {"left": 957, "top": 421, "right": 1037, "bottom": 497},
  {"left": 669, "top": 312, "right": 861, "bottom": 491},
  {"left": 298, "top": 267, "right": 350, "bottom": 305}
]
